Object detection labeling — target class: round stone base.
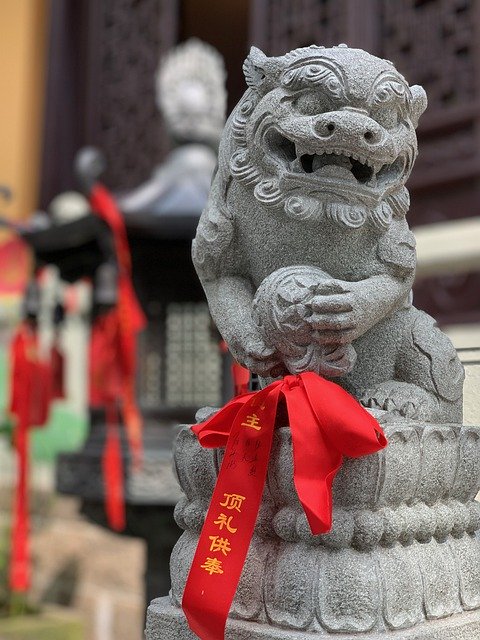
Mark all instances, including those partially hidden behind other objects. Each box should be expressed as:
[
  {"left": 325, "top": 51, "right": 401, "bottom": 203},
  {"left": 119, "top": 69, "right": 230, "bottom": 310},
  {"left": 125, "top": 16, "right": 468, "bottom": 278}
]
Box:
[{"left": 146, "top": 597, "right": 480, "bottom": 640}]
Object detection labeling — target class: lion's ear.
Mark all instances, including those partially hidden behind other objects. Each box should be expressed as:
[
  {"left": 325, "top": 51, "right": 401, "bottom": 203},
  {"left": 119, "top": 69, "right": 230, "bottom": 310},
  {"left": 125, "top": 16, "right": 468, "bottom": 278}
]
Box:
[
  {"left": 410, "top": 85, "right": 427, "bottom": 128},
  {"left": 243, "top": 46, "right": 269, "bottom": 91}
]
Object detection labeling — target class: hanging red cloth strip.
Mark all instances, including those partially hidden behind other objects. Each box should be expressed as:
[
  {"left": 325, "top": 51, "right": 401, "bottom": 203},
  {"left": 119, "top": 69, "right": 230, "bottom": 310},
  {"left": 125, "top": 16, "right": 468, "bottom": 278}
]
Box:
[
  {"left": 89, "top": 309, "right": 125, "bottom": 531},
  {"left": 8, "top": 321, "right": 52, "bottom": 592},
  {"left": 89, "top": 183, "right": 146, "bottom": 466},
  {"left": 182, "top": 372, "right": 387, "bottom": 640},
  {"left": 50, "top": 341, "right": 65, "bottom": 401},
  {"left": 88, "top": 183, "right": 145, "bottom": 531},
  {"left": 102, "top": 402, "right": 126, "bottom": 531}
]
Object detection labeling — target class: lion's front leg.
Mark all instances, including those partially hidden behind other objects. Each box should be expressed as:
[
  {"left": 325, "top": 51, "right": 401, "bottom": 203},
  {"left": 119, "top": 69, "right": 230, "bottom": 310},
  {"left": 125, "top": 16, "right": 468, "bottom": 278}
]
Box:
[
  {"left": 306, "top": 274, "right": 412, "bottom": 345},
  {"left": 203, "top": 275, "right": 285, "bottom": 377}
]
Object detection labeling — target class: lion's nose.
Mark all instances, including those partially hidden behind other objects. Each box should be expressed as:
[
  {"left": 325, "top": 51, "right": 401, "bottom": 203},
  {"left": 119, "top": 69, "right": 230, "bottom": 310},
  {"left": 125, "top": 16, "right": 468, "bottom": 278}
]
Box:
[
  {"left": 313, "top": 113, "right": 384, "bottom": 147},
  {"left": 363, "top": 127, "right": 382, "bottom": 144}
]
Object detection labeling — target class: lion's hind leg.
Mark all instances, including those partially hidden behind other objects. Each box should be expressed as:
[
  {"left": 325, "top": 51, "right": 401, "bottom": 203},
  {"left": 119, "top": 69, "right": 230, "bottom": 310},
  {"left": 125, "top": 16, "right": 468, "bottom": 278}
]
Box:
[{"left": 358, "top": 308, "right": 463, "bottom": 423}]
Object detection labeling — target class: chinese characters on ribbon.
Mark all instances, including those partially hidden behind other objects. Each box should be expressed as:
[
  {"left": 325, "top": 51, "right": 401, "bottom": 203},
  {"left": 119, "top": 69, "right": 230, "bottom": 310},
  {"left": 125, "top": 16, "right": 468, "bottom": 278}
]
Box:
[{"left": 200, "top": 493, "right": 245, "bottom": 576}]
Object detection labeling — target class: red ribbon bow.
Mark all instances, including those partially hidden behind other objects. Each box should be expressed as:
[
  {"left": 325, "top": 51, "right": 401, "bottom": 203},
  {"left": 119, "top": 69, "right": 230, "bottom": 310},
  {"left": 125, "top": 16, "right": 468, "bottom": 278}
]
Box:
[{"left": 182, "top": 372, "right": 387, "bottom": 640}]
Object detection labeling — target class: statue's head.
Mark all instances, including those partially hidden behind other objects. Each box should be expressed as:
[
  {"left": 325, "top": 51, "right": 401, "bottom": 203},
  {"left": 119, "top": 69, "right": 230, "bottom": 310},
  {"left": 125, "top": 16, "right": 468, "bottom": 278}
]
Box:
[
  {"left": 156, "top": 39, "right": 227, "bottom": 148},
  {"left": 228, "top": 44, "right": 427, "bottom": 228}
]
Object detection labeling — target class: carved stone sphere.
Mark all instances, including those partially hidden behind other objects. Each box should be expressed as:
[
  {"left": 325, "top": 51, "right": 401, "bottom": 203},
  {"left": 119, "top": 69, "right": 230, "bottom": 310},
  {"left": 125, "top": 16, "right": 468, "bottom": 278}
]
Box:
[{"left": 252, "top": 265, "right": 357, "bottom": 377}]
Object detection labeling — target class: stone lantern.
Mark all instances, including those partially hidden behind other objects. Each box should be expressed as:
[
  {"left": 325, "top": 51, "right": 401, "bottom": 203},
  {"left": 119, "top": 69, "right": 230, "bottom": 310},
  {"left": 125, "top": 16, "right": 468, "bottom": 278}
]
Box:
[{"left": 56, "top": 39, "right": 228, "bottom": 607}]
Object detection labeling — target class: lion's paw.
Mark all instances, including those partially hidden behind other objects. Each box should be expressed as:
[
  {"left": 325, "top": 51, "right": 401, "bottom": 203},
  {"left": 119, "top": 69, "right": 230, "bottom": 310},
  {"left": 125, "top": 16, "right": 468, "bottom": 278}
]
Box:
[{"left": 359, "top": 381, "right": 439, "bottom": 421}]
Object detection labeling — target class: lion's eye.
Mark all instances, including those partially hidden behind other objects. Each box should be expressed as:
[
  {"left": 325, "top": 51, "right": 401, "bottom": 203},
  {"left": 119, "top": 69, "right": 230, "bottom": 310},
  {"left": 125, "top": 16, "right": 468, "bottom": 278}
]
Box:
[{"left": 294, "top": 93, "right": 331, "bottom": 116}]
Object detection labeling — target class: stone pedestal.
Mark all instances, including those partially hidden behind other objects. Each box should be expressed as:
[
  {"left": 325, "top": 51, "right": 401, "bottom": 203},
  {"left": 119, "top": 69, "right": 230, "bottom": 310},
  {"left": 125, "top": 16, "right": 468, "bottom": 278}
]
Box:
[{"left": 146, "top": 415, "right": 480, "bottom": 639}]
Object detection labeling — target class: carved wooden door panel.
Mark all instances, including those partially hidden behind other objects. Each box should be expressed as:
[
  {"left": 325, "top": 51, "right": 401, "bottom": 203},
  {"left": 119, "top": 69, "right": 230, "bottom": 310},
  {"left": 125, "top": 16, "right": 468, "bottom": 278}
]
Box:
[
  {"left": 41, "top": 0, "right": 179, "bottom": 204},
  {"left": 84, "top": 0, "right": 179, "bottom": 190}
]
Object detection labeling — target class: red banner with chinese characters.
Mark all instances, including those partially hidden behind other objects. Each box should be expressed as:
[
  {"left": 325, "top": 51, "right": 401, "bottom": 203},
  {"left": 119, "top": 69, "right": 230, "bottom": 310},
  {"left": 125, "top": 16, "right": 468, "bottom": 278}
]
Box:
[{"left": 182, "top": 372, "right": 387, "bottom": 640}]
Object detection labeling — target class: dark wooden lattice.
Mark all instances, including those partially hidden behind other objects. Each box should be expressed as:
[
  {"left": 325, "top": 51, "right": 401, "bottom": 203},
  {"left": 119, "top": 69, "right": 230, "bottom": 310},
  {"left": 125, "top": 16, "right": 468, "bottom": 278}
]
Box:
[
  {"left": 250, "top": 0, "right": 381, "bottom": 54},
  {"left": 252, "top": 0, "right": 349, "bottom": 54},
  {"left": 380, "top": 0, "right": 475, "bottom": 111},
  {"left": 87, "top": 0, "right": 178, "bottom": 190}
]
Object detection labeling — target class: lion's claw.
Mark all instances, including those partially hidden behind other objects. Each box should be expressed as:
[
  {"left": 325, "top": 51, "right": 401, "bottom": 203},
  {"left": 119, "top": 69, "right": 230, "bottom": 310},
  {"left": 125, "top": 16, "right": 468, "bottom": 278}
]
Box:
[{"left": 359, "top": 381, "right": 437, "bottom": 421}]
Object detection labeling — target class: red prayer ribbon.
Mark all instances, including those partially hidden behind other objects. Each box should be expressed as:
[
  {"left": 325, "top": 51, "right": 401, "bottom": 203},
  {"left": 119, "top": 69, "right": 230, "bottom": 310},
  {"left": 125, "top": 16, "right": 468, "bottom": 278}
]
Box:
[
  {"left": 231, "top": 361, "right": 250, "bottom": 397},
  {"left": 88, "top": 307, "right": 128, "bottom": 532},
  {"left": 89, "top": 183, "right": 146, "bottom": 465},
  {"left": 182, "top": 372, "right": 387, "bottom": 640},
  {"left": 88, "top": 183, "right": 146, "bottom": 531},
  {"left": 9, "top": 321, "right": 52, "bottom": 592},
  {"left": 102, "top": 403, "right": 126, "bottom": 532}
]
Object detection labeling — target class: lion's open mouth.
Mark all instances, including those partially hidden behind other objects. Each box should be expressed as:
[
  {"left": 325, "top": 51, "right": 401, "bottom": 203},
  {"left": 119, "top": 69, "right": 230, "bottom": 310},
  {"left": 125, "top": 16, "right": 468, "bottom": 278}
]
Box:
[
  {"left": 266, "top": 130, "right": 405, "bottom": 190},
  {"left": 298, "top": 152, "right": 404, "bottom": 188},
  {"left": 300, "top": 153, "right": 373, "bottom": 183}
]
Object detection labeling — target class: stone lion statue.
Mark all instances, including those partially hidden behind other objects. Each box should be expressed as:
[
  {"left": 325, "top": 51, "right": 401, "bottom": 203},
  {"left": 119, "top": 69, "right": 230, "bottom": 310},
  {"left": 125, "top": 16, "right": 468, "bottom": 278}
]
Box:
[{"left": 192, "top": 44, "right": 464, "bottom": 423}]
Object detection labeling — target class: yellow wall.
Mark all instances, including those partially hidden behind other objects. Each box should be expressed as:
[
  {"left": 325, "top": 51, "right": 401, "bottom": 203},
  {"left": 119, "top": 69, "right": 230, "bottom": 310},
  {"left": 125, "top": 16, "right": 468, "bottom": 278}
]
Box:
[{"left": 0, "top": 0, "right": 49, "bottom": 222}]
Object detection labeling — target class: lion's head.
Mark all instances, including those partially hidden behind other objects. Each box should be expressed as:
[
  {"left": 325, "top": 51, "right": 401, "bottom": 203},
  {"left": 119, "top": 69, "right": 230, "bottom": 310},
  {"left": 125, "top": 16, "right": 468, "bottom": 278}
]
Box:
[{"left": 227, "top": 44, "right": 427, "bottom": 229}]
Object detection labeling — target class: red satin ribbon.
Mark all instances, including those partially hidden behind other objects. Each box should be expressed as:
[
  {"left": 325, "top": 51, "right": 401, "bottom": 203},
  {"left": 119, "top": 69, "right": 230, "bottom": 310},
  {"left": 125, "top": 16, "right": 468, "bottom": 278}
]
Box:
[
  {"left": 182, "top": 372, "right": 386, "bottom": 640},
  {"left": 89, "top": 309, "right": 126, "bottom": 531},
  {"left": 231, "top": 361, "right": 250, "bottom": 397}
]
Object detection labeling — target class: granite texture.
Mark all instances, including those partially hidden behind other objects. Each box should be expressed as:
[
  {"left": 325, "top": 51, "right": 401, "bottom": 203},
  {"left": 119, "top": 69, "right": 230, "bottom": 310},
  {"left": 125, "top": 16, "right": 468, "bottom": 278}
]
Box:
[
  {"left": 146, "top": 417, "right": 480, "bottom": 638},
  {"left": 192, "top": 44, "right": 464, "bottom": 423}
]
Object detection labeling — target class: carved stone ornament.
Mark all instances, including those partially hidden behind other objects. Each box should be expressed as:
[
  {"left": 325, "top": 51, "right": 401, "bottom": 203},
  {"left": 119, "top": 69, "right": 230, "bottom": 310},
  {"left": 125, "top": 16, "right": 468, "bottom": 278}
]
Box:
[
  {"left": 146, "top": 45, "right": 479, "bottom": 640},
  {"left": 156, "top": 38, "right": 227, "bottom": 148}
]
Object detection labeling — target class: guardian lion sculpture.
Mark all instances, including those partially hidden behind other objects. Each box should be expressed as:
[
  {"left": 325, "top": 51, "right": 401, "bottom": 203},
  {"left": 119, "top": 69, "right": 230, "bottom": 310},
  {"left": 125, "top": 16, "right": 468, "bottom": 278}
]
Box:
[{"left": 192, "top": 44, "right": 464, "bottom": 423}]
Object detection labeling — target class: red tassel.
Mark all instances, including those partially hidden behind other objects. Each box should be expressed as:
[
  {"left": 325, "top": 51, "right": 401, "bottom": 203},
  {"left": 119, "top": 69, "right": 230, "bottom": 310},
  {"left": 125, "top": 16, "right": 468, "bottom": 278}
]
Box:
[
  {"left": 8, "top": 321, "right": 50, "bottom": 593},
  {"left": 102, "top": 403, "right": 125, "bottom": 532},
  {"left": 9, "top": 407, "right": 30, "bottom": 592}
]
